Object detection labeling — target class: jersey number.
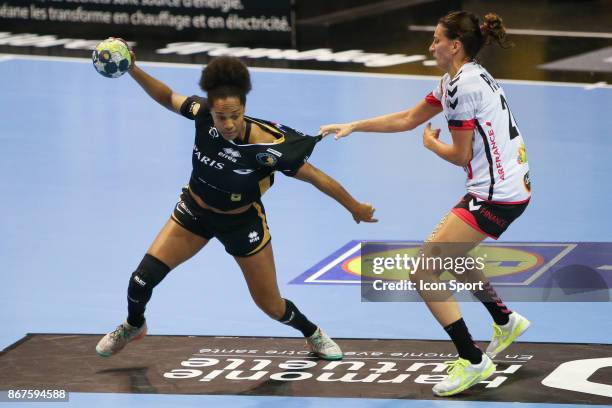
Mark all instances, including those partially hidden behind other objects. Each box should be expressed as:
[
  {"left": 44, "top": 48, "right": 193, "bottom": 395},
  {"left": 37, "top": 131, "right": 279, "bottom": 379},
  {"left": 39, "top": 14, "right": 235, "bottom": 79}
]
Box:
[{"left": 500, "top": 94, "right": 520, "bottom": 140}]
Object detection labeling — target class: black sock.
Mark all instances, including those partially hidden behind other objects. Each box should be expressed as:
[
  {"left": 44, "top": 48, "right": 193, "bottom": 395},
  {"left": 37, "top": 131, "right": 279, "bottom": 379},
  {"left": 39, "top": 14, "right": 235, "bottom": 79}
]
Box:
[
  {"left": 127, "top": 306, "right": 146, "bottom": 328},
  {"left": 444, "top": 318, "right": 482, "bottom": 364},
  {"left": 278, "top": 299, "right": 317, "bottom": 337},
  {"left": 473, "top": 282, "right": 511, "bottom": 325}
]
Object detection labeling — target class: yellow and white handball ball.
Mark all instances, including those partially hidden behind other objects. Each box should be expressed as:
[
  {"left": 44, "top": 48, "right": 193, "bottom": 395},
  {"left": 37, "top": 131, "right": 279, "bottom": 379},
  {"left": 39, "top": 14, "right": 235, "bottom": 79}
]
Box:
[{"left": 92, "top": 38, "right": 132, "bottom": 78}]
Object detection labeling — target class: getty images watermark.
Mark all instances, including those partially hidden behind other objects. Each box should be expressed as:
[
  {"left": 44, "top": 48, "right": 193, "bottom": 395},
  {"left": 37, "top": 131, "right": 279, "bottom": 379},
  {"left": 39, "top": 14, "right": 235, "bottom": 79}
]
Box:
[
  {"left": 359, "top": 242, "right": 611, "bottom": 302},
  {"left": 371, "top": 250, "right": 487, "bottom": 292}
]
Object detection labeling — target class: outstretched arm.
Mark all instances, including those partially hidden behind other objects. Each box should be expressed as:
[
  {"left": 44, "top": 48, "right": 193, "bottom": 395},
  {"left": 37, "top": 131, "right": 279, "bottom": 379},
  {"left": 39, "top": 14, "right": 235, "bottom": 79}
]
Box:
[
  {"left": 118, "top": 40, "right": 187, "bottom": 114},
  {"left": 320, "top": 100, "right": 442, "bottom": 140},
  {"left": 294, "top": 163, "right": 377, "bottom": 224},
  {"left": 129, "top": 65, "right": 187, "bottom": 114}
]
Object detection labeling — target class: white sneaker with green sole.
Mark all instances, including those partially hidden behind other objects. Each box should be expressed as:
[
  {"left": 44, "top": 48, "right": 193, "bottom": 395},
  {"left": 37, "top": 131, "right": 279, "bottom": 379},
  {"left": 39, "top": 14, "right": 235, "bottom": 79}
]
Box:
[
  {"left": 432, "top": 354, "right": 495, "bottom": 396},
  {"left": 486, "top": 312, "right": 530, "bottom": 359}
]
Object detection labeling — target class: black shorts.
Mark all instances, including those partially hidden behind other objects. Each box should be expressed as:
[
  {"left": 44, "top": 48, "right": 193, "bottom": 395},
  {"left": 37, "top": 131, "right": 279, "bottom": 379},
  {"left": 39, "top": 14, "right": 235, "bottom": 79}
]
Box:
[
  {"left": 452, "top": 193, "right": 529, "bottom": 239},
  {"left": 171, "top": 188, "right": 271, "bottom": 257}
]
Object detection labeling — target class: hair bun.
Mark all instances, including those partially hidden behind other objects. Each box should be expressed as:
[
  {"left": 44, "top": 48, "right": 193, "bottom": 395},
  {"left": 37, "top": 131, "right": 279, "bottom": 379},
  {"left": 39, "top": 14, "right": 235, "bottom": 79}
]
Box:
[{"left": 483, "top": 13, "right": 503, "bottom": 31}]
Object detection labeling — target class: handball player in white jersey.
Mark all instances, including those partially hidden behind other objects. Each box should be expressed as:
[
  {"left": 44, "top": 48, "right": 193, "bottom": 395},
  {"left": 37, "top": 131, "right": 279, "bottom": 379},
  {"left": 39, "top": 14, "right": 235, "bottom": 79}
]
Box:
[{"left": 320, "top": 11, "right": 531, "bottom": 396}]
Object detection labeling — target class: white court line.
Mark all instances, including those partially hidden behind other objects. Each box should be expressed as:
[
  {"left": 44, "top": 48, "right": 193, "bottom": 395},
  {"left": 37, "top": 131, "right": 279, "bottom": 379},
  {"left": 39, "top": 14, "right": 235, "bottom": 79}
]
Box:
[
  {"left": 408, "top": 25, "right": 612, "bottom": 39},
  {"left": 304, "top": 242, "right": 361, "bottom": 283},
  {"left": 1, "top": 53, "right": 611, "bottom": 89},
  {"left": 0, "top": 55, "right": 14, "bottom": 63},
  {"left": 522, "top": 244, "right": 577, "bottom": 286},
  {"left": 584, "top": 81, "right": 609, "bottom": 90}
]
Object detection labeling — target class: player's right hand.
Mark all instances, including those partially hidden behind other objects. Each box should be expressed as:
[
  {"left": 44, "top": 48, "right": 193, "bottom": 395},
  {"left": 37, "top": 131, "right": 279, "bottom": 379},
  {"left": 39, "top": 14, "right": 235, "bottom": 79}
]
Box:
[
  {"left": 110, "top": 37, "right": 136, "bottom": 70},
  {"left": 352, "top": 202, "right": 378, "bottom": 224},
  {"left": 319, "top": 123, "right": 355, "bottom": 140}
]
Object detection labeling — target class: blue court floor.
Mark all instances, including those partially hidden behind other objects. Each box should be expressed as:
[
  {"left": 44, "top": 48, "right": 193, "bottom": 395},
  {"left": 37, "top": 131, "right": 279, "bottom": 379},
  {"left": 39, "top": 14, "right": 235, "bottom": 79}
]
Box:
[{"left": 0, "top": 55, "right": 611, "bottom": 407}]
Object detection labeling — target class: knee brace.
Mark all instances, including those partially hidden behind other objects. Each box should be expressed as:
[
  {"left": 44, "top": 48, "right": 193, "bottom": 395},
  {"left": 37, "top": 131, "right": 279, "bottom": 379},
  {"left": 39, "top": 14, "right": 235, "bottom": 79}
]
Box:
[{"left": 127, "top": 254, "right": 171, "bottom": 304}]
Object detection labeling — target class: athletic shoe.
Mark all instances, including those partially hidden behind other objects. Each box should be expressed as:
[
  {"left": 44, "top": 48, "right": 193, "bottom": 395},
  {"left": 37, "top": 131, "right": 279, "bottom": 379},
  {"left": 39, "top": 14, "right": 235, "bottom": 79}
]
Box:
[
  {"left": 486, "top": 312, "right": 530, "bottom": 359},
  {"left": 432, "top": 354, "right": 495, "bottom": 396},
  {"left": 306, "top": 327, "right": 343, "bottom": 360},
  {"left": 95, "top": 321, "right": 147, "bottom": 357}
]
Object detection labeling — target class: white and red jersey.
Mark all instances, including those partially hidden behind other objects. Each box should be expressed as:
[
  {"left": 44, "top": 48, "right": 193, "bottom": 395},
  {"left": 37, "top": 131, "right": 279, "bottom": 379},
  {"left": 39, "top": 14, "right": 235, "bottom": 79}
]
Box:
[{"left": 425, "top": 62, "right": 531, "bottom": 204}]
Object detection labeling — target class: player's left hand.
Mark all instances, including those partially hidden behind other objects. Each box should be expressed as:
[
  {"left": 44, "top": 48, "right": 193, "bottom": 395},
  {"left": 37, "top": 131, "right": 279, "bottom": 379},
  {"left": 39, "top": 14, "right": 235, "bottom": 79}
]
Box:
[
  {"left": 352, "top": 202, "right": 378, "bottom": 223},
  {"left": 423, "top": 122, "right": 441, "bottom": 150}
]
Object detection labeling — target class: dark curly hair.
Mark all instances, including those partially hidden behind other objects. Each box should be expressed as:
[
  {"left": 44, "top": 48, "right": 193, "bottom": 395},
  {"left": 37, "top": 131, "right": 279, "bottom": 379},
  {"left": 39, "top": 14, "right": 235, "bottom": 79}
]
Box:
[
  {"left": 439, "top": 11, "right": 513, "bottom": 60},
  {"left": 199, "top": 56, "right": 252, "bottom": 106}
]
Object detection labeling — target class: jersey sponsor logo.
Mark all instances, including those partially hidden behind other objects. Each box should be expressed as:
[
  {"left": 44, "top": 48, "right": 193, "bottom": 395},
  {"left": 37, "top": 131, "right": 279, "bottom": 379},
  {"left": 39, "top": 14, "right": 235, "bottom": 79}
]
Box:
[
  {"left": 189, "top": 102, "right": 200, "bottom": 116},
  {"left": 219, "top": 148, "right": 241, "bottom": 163},
  {"left": 209, "top": 128, "right": 220, "bottom": 139},
  {"left": 517, "top": 144, "right": 528, "bottom": 165},
  {"left": 223, "top": 148, "right": 241, "bottom": 158},
  {"left": 233, "top": 169, "right": 255, "bottom": 175},
  {"left": 484, "top": 122, "right": 506, "bottom": 181},
  {"left": 194, "top": 145, "right": 224, "bottom": 170},
  {"left": 248, "top": 231, "right": 260, "bottom": 243},
  {"left": 524, "top": 172, "right": 531, "bottom": 192},
  {"left": 256, "top": 152, "right": 278, "bottom": 167},
  {"left": 266, "top": 148, "right": 283, "bottom": 158}
]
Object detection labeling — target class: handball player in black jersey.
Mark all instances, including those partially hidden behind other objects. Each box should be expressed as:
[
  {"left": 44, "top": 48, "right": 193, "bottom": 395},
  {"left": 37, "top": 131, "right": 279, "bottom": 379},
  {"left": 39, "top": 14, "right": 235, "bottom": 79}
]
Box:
[{"left": 96, "top": 48, "right": 377, "bottom": 360}]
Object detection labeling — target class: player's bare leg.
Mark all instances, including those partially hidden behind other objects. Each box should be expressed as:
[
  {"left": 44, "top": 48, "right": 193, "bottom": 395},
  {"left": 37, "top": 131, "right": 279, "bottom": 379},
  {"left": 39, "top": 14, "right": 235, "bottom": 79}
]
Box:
[{"left": 235, "top": 243, "right": 342, "bottom": 360}]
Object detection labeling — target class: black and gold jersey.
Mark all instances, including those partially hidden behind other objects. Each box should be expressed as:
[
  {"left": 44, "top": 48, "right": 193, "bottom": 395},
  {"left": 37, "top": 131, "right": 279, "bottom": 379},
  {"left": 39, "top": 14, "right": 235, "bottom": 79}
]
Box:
[{"left": 179, "top": 95, "right": 322, "bottom": 210}]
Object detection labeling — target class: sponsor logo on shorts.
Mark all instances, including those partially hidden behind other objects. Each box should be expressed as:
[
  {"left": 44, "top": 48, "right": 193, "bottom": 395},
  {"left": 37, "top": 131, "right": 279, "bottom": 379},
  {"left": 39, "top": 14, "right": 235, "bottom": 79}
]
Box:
[
  {"left": 176, "top": 201, "right": 194, "bottom": 217},
  {"left": 248, "top": 231, "right": 260, "bottom": 243},
  {"left": 478, "top": 207, "right": 508, "bottom": 228},
  {"left": 469, "top": 197, "right": 483, "bottom": 211}
]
